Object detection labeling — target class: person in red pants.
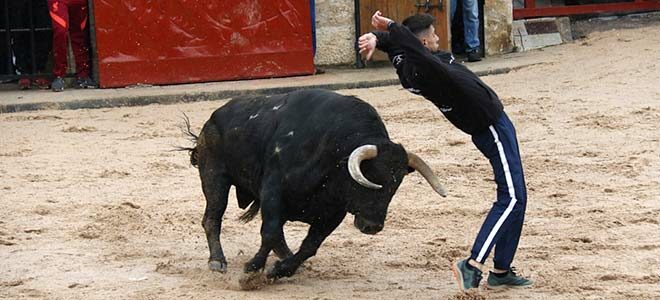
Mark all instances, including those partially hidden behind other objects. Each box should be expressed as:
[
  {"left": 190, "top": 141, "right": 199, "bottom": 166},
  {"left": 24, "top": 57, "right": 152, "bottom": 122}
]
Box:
[{"left": 48, "top": 0, "right": 96, "bottom": 92}]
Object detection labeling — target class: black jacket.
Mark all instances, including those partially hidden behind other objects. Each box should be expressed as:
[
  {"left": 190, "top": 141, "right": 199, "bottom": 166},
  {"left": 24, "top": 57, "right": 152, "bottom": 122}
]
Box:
[{"left": 374, "top": 22, "right": 503, "bottom": 135}]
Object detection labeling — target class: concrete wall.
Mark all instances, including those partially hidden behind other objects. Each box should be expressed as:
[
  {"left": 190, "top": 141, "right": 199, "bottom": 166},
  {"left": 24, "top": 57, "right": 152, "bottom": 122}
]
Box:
[{"left": 313, "top": 0, "right": 356, "bottom": 66}]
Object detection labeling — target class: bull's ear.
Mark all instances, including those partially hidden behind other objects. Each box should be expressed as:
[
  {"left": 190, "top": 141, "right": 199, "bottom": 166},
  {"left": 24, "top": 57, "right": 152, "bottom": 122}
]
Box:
[{"left": 407, "top": 166, "right": 416, "bottom": 174}]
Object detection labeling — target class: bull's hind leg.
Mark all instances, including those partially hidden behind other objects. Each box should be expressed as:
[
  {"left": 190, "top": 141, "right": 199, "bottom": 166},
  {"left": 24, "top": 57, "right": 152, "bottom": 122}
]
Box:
[{"left": 199, "top": 158, "right": 231, "bottom": 272}]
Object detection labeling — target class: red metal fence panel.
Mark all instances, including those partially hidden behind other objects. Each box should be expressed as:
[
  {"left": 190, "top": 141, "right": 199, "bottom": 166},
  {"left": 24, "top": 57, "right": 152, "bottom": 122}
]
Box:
[
  {"left": 92, "top": 0, "right": 314, "bottom": 88},
  {"left": 514, "top": 0, "right": 660, "bottom": 19}
]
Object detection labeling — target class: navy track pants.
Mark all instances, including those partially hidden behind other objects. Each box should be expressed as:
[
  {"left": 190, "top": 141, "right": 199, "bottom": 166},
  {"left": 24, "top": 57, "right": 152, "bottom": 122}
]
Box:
[{"left": 469, "top": 112, "right": 527, "bottom": 270}]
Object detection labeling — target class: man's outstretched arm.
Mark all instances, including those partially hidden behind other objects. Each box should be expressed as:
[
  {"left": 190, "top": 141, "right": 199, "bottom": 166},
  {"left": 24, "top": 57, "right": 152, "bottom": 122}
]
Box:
[
  {"left": 370, "top": 11, "right": 453, "bottom": 82},
  {"left": 358, "top": 32, "right": 378, "bottom": 61},
  {"left": 358, "top": 31, "right": 404, "bottom": 62}
]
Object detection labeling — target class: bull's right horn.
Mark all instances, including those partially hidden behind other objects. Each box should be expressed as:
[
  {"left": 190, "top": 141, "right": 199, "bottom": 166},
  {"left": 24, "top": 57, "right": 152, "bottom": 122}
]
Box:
[
  {"left": 407, "top": 152, "right": 447, "bottom": 197},
  {"left": 348, "top": 145, "right": 382, "bottom": 189}
]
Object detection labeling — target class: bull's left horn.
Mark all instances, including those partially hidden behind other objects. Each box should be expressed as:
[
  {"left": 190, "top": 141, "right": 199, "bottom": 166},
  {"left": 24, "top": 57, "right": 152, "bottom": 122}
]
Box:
[
  {"left": 407, "top": 152, "right": 447, "bottom": 197},
  {"left": 348, "top": 145, "right": 382, "bottom": 189}
]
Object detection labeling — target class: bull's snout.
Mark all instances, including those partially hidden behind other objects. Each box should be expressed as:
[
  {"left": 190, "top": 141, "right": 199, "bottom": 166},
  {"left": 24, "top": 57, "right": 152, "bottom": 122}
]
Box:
[{"left": 354, "top": 217, "right": 384, "bottom": 235}]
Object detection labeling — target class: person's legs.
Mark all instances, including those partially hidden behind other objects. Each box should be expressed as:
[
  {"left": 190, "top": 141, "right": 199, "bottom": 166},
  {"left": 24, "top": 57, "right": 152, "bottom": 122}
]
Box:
[
  {"left": 453, "top": 112, "right": 527, "bottom": 291},
  {"left": 450, "top": 0, "right": 459, "bottom": 20},
  {"left": 469, "top": 113, "right": 526, "bottom": 267},
  {"left": 48, "top": 0, "right": 68, "bottom": 78},
  {"left": 489, "top": 116, "right": 526, "bottom": 271},
  {"left": 461, "top": 0, "right": 480, "bottom": 52},
  {"left": 67, "top": 0, "right": 90, "bottom": 79}
]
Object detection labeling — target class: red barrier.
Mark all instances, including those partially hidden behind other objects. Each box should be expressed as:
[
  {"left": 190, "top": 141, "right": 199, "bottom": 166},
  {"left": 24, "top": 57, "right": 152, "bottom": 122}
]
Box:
[
  {"left": 514, "top": 0, "right": 660, "bottom": 20},
  {"left": 92, "top": 0, "right": 314, "bottom": 88}
]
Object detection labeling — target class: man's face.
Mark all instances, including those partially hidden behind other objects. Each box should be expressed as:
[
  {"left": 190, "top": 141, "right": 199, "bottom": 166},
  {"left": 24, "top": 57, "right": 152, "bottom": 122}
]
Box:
[{"left": 418, "top": 25, "right": 440, "bottom": 52}]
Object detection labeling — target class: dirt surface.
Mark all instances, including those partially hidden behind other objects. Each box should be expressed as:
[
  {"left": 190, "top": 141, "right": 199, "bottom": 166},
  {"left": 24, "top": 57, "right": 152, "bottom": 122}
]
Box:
[{"left": 1, "top": 17, "right": 659, "bottom": 300}]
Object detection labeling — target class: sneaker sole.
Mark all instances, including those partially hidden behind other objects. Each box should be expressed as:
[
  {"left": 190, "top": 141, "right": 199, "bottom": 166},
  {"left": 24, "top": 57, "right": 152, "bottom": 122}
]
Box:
[
  {"left": 486, "top": 283, "right": 507, "bottom": 290},
  {"left": 486, "top": 283, "right": 532, "bottom": 290}
]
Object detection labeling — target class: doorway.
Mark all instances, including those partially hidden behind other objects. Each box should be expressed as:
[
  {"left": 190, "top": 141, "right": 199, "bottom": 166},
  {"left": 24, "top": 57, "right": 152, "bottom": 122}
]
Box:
[{"left": 358, "top": 0, "right": 451, "bottom": 62}]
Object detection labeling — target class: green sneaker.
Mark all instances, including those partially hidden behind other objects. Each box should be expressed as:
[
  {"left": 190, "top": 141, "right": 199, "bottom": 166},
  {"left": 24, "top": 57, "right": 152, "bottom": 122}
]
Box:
[
  {"left": 452, "top": 259, "right": 483, "bottom": 292},
  {"left": 487, "top": 268, "right": 533, "bottom": 289}
]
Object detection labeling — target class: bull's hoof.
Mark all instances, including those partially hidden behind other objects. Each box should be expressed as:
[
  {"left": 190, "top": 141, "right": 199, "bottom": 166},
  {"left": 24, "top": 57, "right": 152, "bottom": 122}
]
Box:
[
  {"left": 267, "top": 260, "right": 297, "bottom": 279},
  {"left": 244, "top": 263, "right": 263, "bottom": 273},
  {"left": 208, "top": 260, "right": 227, "bottom": 273},
  {"left": 244, "top": 257, "right": 267, "bottom": 273}
]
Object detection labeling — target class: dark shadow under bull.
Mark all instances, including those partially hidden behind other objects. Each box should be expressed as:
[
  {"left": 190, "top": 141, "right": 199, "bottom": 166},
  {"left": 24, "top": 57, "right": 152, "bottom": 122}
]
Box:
[{"left": 181, "top": 89, "right": 446, "bottom": 280}]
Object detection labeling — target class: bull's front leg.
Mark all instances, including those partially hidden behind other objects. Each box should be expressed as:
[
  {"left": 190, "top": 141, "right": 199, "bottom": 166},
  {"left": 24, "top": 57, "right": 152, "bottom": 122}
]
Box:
[
  {"left": 245, "top": 174, "right": 286, "bottom": 273},
  {"left": 267, "top": 211, "right": 346, "bottom": 279}
]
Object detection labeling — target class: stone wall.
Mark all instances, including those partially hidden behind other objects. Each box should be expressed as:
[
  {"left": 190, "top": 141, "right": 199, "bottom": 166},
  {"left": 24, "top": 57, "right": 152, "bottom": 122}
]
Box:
[
  {"left": 484, "top": 0, "right": 514, "bottom": 55},
  {"left": 314, "top": 0, "right": 356, "bottom": 66}
]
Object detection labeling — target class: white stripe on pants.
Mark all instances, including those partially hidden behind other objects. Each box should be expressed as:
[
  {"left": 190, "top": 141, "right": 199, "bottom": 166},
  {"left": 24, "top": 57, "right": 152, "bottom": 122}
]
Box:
[{"left": 476, "top": 125, "right": 518, "bottom": 262}]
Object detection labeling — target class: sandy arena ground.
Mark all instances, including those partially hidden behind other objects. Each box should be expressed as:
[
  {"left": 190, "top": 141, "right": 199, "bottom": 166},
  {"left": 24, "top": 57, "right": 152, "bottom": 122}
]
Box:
[{"left": 1, "top": 16, "right": 659, "bottom": 300}]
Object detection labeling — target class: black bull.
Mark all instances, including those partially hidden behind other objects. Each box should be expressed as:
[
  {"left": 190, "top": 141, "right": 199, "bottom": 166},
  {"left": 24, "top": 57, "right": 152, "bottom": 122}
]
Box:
[{"left": 184, "top": 89, "right": 446, "bottom": 279}]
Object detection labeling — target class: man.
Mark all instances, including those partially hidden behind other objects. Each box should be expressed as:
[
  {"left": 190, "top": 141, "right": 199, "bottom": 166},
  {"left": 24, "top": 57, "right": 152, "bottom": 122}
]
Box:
[
  {"left": 358, "top": 11, "right": 532, "bottom": 292},
  {"left": 451, "top": 0, "right": 481, "bottom": 62},
  {"left": 48, "top": 0, "right": 96, "bottom": 92}
]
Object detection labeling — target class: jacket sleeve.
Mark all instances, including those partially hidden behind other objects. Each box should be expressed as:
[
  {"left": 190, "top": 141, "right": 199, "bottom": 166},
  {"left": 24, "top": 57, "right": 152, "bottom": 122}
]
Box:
[
  {"left": 386, "top": 22, "right": 501, "bottom": 106},
  {"left": 386, "top": 22, "right": 453, "bottom": 83},
  {"left": 373, "top": 31, "right": 405, "bottom": 62}
]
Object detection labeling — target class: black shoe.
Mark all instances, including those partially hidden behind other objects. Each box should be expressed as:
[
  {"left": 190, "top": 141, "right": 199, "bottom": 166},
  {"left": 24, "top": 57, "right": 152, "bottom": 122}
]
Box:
[
  {"left": 466, "top": 50, "right": 482, "bottom": 62},
  {"left": 51, "top": 77, "right": 65, "bottom": 92},
  {"left": 76, "top": 77, "right": 97, "bottom": 89}
]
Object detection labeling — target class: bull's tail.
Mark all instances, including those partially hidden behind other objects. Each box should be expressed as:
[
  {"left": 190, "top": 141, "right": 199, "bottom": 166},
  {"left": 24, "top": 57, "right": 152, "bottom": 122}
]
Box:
[
  {"left": 238, "top": 201, "right": 260, "bottom": 223},
  {"left": 174, "top": 112, "right": 199, "bottom": 167},
  {"left": 176, "top": 112, "right": 258, "bottom": 223}
]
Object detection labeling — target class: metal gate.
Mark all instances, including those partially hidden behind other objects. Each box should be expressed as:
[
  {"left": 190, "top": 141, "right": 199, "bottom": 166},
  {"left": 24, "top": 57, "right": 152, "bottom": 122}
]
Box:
[{"left": 1, "top": 0, "right": 52, "bottom": 81}]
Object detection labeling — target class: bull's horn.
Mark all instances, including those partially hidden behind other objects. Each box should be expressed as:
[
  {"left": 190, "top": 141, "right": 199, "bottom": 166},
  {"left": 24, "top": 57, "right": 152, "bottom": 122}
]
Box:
[
  {"left": 407, "top": 152, "right": 447, "bottom": 197},
  {"left": 348, "top": 145, "right": 382, "bottom": 189}
]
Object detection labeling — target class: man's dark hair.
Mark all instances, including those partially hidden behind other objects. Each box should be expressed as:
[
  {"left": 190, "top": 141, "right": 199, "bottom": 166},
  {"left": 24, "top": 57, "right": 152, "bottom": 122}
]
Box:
[{"left": 402, "top": 14, "right": 435, "bottom": 35}]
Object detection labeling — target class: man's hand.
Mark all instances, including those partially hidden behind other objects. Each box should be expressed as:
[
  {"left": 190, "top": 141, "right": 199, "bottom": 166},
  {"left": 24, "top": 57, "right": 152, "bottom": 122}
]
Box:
[
  {"left": 371, "top": 10, "right": 393, "bottom": 31},
  {"left": 358, "top": 33, "right": 377, "bottom": 61}
]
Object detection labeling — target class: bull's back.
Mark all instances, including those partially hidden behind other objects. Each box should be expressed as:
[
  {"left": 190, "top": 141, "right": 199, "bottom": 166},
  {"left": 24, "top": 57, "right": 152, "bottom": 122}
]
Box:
[
  {"left": 200, "top": 95, "right": 282, "bottom": 191},
  {"left": 199, "top": 89, "right": 388, "bottom": 196}
]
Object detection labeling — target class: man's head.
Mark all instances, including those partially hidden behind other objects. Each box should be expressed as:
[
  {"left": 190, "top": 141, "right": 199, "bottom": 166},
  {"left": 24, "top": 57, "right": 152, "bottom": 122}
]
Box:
[{"left": 402, "top": 14, "right": 439, "bottom": 52}]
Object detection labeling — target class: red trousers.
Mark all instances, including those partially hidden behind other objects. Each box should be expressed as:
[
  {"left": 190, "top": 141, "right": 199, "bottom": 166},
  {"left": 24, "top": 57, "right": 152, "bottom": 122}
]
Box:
[{"left": 48, "top": 0, "right": 90, "bottom": 78}]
